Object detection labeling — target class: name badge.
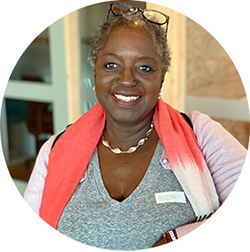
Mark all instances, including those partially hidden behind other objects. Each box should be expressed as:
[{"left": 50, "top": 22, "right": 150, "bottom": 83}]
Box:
[{"left": 155, "top": 191, "right": 186, "bottom": 204}]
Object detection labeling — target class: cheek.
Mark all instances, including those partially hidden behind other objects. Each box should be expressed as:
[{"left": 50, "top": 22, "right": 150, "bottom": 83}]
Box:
[
  {"left": 95, "top": 72, "right": 107, "bottom": 90},
  {"left": 143, "top": 76, "right": 162, "bottom": 94},
  {"left": 95, "top": 68, "right": 113, "bottom": 87},
  {"left": 94, "top": 74, "right": 114, "bottom": 106}
]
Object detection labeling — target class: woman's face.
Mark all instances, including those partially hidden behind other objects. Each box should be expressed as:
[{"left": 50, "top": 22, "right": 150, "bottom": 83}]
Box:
[{"left": 95, "top": 26, "right": 165, "bottom": 125}]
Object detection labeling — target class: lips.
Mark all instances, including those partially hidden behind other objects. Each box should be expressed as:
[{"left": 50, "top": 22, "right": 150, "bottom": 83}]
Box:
[{"left": 111, "top": 93, "right": 142, "bottom": 106}]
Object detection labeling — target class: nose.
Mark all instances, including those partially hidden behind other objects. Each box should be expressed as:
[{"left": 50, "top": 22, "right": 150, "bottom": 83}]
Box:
[{"left": 116, "top": 67, "right": 138, "bottom": 87}]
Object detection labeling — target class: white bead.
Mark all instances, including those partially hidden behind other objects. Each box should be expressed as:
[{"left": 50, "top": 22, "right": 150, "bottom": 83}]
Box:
[
  {"left": 162, "top": 158, "right": 168, "bottom": 164},
  {"left": 128, "top": 146, "right": 137, "bottom": 153},
  {"left": 112, "top": 148, "right": 122, "bottom": 154},
  {"left": 138, "top": 138, "right": 146, "bottom": 146},
  {"left": 102, "top": 139, "right": 109, "bottom": 147}
]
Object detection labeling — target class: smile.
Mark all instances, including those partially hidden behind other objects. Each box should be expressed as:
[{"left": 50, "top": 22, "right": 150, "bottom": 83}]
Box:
[
  {"left": 113, "top": 93, "right": 140, "bottom": 102},
  {"left": 111, "top": 93, "right": 142, "bottom": 106}
]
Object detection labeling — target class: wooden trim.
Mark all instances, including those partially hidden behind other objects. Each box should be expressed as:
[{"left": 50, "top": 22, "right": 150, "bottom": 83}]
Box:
[
  {"left": 64, "top": 12, "right": 82, "bottom": 123},
  {"left": 49, "top": 18, "right": 69, "bottom": 133}
]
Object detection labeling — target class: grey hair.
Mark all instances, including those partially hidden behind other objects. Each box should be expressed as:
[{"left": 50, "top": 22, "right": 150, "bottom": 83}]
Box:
[{"left": 88, "top": 12, "right": 171, "bottom": 74}]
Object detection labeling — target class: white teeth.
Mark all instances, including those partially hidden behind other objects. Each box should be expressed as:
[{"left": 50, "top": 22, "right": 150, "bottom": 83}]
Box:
[{"left": 113, "top": 94, "right": 140, "bottom": 102}]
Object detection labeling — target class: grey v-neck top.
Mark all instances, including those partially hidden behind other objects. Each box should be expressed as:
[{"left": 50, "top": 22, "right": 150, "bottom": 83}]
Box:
[{"left": 57, "top": 141, "right": 196, "bottom": 250}]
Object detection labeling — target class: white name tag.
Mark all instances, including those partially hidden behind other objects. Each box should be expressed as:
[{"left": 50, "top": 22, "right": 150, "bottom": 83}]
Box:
[{"left": 155, "top": 191, "right": 186, "bottom": 204}]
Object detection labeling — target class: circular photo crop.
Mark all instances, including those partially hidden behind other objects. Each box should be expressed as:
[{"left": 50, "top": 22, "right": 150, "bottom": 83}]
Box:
[{"left": 0, "top": 1, "right": 249, "bottom": 251}]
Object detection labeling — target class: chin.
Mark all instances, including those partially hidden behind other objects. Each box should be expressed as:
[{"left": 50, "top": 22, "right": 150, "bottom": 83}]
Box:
[
  {"left": 111, "top": 111, "right": 139, "bottom": 125},
  {"left": 110, "top": 108, "right": 154, "bottom": 126}
]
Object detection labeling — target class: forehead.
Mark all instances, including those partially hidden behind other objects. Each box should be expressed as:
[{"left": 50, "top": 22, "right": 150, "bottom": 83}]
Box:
[{"left": 98, "top": 27, "right": 159, "bottom": 59}]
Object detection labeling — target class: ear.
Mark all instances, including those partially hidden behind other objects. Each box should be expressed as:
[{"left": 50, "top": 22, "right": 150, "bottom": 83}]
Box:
[{"left": 160, "top": 71, "right": 166, "bottom": 89}]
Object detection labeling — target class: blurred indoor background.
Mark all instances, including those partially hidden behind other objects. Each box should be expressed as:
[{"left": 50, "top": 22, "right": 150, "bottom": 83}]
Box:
[{"left": 0, "top": 1, "right": 249, "bottom": 195}]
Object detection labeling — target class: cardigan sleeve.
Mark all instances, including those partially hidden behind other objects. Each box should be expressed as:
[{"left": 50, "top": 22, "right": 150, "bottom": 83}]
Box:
[
  {"left": 175, "top": 111, "right": 247, "bottom": 238},
  {"left": 23, "top": 135, "right": 56, "bottom": 214},
  {"left": 189, "top": 111, "right": 247, "bottom": 204}
]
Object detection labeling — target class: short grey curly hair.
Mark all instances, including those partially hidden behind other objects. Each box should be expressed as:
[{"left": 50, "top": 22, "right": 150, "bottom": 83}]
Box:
[{"left": 88, "top": 12, "right": 171, "bottom": 74}]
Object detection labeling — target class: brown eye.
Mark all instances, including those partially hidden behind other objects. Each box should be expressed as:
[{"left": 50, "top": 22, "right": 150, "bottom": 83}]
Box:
[
  {"left": 139, "top": 65, "right": 152, "bottom": 73},
  {"left": 104, "top": 62, "right": 118, "bottom": 69}
]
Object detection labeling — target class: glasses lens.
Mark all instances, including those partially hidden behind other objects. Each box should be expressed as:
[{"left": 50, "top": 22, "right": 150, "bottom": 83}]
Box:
[
  {"left": 143, "top": 10, "right": 168, "bottom": 25},
  {"left": 111, "top": 3, "right": 137, "bottom": 15}
]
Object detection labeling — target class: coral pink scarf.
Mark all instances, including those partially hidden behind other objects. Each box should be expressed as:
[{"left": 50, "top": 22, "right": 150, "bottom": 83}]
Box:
[{"left": 39, "top": 99, "right": 219, "bottom": 228}]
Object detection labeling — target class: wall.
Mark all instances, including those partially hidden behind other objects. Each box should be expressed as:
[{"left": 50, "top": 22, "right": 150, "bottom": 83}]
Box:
[
  {"left": 186, "top": 18, "right": 249, "bottom": 148},
  {"left": 147, "top": 2, "right": 249, "bottom": 149}
]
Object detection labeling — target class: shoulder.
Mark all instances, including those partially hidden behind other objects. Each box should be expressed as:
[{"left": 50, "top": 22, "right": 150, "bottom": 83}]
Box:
[
  {"left": 188, "top": 110, "right": 247, "bottom": 168},
  {"left": 23, "top": 134, "right": 58, "bottom": 213},
  {"left": 189, "top": 110, "right": 219, "bottom": 132},
  {"left": 39, "top": 134, "right": 58, "bottom": 159},
  {"left": 188, "top": 110, "right": 247, "bottom": 151},
  {"left": 188, "top": 110, "right": 233, "bottom": 146}
]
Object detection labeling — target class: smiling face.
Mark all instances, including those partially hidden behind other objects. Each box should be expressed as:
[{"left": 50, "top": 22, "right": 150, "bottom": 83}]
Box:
[{"left": 94, "top": 27, "right": 165, "bottom": 125}]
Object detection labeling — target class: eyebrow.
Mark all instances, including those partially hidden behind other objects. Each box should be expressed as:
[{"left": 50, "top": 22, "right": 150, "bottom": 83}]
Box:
[
  {"left": 138, "top": 57, "right": 158, "bottom": 64},
  {"left": 101, "top": 53, "right": 118, "bottom": 58},
  {"left": 101, "top": 54, "right": 158, "bottom": 63}
]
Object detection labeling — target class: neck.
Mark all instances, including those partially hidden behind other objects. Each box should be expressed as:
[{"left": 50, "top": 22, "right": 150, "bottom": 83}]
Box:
[{"left": 103, "top": 116, "right": 154, "bottom": 150}]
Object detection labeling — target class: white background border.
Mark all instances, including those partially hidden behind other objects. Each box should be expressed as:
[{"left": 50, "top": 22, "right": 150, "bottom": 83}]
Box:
[{"left": 0, "top": 0, "right": 249, "bottom": 251}]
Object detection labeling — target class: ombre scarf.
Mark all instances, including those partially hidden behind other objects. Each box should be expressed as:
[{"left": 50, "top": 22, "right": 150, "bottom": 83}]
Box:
[{"left": 39, "top": 99, "right": 220, "bottom": 228}]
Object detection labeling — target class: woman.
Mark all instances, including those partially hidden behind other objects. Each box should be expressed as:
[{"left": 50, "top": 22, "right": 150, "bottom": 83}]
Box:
[{"left": 24, "top": 2, "right": 246, "bottom": 250}]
